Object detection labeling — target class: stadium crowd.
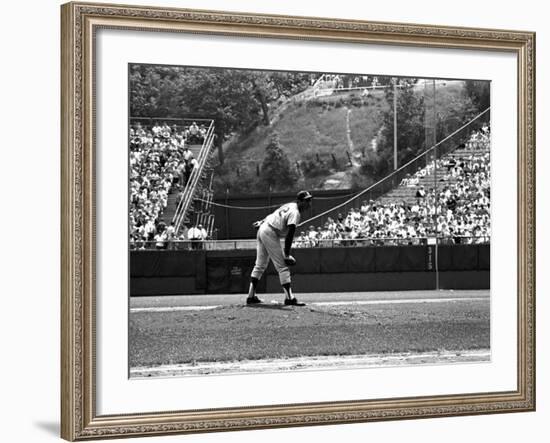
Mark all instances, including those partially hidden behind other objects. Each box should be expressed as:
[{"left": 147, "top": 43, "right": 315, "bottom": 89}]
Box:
[
  {"left": 129, "top": 122, "right": 207, "bottom": 246},
  {"left": 128, "top": 121, "right": 490, "bottom": 250},
  {"left": 295, "top": 127, "right": 491, "bottom": 247}
]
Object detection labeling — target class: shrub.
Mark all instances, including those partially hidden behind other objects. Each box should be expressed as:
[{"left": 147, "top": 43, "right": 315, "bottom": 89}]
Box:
[{"left": 259, "top": 132, "right": 298, "bottom": 191}]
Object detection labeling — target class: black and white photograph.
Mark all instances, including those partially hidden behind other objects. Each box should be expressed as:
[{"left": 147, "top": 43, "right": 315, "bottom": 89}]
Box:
[
  {"left": 128, "top": 64, "right": 491, "bottom": 378},
  {"left": 2, "top": 0, "right": 546, "bottom": 440}
]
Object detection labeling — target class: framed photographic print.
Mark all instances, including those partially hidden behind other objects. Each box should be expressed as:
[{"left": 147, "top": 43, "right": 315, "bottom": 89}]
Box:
[{"left": 61, "top": 1, "right": 536, "bottom": 440}]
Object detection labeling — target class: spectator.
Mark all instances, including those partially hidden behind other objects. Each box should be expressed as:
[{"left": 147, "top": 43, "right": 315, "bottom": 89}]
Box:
[
  {"left": 188, "top": 121, "right": 200, "bottom": 143},
  {"left": 446, "top": 157, "right": 457, "bottom": 171},
  {"left": 293, "top": 128, "right": 490, "bottom": 248},
  {"left": 154, "top": 229, "right": 168, "bottom": 250},
  {"left": 199, "top": 124, "right": 207, "bottom": 141},
  {"left": 182, "top": 145, "right": 193, "bottom": 163},
  {"left": 144, "top": 219, "right": 156, "bottom": 242},
  {"left": 182, "top": 146, "right": 194, "bottom": 184},
  {"left": 415, "top": 186, "right": 426, "bottom": 198},
  {"left": 188, "top": 224, "right": 203, "bottom": 250},
  {"left": 166, "top": 221, "right": 176, "bottom": 249},
  {"left": 160, "top": 122, "right": 171, "bottom": 138},
  {"left": 129, "top": 124, "right": 192, "bottom": 244},
  {"left": 152, "top": 122, "right": 162, "bottom": 137},
  {"left": 186, "top": 157, "right": 199, "bottom": 184},
  {"left": 199, "top": 224, "right": 208, "bottom": 241}
]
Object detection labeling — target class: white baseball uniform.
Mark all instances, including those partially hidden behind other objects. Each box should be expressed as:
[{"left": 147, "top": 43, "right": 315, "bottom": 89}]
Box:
[{"left": 251, "top": 203, "right": 301, "bottom": 285}]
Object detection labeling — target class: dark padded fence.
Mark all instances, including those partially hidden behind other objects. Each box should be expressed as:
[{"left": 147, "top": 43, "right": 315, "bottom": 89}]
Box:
[
  {"left": 205, "top": 256, "right": 264, "bottom": 294},
  {"left": 268, "top": 246, "right": 440, "bottom": 274},
  {"left": 478, "top": 245, "right": 491, "bottom": 270},
  {"left": 130, "top": 244, "right": 489, "bottom": 296},
  {"left": 438, "top": 244, "right": 480, "bottom": 271},
  {"left": 130, "top": 250, "right": 204, "bottom": 277}
]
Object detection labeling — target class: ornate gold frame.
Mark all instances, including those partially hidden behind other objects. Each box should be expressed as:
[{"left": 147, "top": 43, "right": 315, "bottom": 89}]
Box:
[{"left": 61, "top": 1, "right": 536, "bottom": 440}]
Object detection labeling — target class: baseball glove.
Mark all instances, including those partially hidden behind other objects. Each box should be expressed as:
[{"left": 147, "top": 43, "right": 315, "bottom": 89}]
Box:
[{"left": 284, "top": 255, "right": 297, "bottom": 266}]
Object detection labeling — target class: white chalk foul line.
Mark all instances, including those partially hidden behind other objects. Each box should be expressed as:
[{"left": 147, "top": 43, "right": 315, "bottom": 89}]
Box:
[
  {"left": 130, "top": 349, "right": 491, "bottom": 378},
  {"left": 130, "top": 297, "right": 487, "bottom": 313},
  {"left": 313, "top": 297, "right": 487, "bottom": 306}
]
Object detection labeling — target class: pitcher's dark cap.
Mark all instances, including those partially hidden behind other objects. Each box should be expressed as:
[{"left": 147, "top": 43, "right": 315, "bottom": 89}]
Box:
[{"left": 297, "top": 190, "right": 313, "bottom": 201}]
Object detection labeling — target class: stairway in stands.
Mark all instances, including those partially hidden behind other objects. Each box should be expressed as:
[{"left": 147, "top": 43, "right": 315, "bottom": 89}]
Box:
[
  {"left": 377, "top": 146, "right": 489, "bottom": 205},
  {"left": 170, "top": 122, "right": 218, "bottom": 237},
  {"left": 160, "top": 144, "right": 203, "bottom": 224}
]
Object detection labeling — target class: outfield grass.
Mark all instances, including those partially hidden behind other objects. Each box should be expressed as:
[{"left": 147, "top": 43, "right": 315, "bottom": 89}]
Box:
[{"left": 129, "top": 297, "right": 489, "bottom": 367}]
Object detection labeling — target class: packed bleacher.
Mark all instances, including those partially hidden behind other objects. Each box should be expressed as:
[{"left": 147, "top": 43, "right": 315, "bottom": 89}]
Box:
[
  {"left": 295, "top": 125, "right": 491, "bottom": 247},
  {"left": 129, "top": 121, "right": 206, "bottom": 246}
]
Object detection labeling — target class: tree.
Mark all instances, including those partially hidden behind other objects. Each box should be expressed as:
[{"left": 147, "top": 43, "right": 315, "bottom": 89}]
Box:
[
  {"left": 260, "top": 133, "right": 297, "bottom": 191},
  {"left": 129, "top": 65, "right": 314, "bottom": 164},
  {"left": 249, "top": 71, "right": 312, "bottom": 125},
  {"left": 464, "top": 80, "right": 490, "bottom": 112},
  {"left": 374, "top": 78, "right": 425, "bottom": 177},
  {"left": 435, "top": 92, "right": 478, "bottom": 141}
]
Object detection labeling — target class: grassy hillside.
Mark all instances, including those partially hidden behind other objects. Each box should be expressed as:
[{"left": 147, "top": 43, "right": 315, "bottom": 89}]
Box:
[
  {"left": 212, "top": 81, "right": 471, "bottom": 194},
  {"left": 349, "top": 95, "right": 388, "bottom": 155},
  {"left": 213, "top": 90, "right": 387, "bottom": 193},
  {"left": 278, "top": 103, "right": 348, "bottom": 156}
]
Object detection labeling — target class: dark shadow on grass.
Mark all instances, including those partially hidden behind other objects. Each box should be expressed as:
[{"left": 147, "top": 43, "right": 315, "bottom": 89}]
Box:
[{"left": 34, "top": 421, "right": 59, "bottom": 436}]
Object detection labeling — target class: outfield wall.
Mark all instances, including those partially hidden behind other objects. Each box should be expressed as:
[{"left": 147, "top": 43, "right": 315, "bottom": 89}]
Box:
[{"left": 130, "top": 244, "right": 490, "bottom": 296}]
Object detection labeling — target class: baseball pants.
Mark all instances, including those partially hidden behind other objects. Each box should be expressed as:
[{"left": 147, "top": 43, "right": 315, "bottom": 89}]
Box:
[{"left": 251, "top": 223, "right": 291, "bottom": 285}]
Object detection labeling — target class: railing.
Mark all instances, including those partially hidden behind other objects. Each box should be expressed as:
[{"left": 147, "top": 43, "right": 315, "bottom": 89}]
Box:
[
  {"left": 172, "top": 120, "right": 216, "bottom": 233},
  {"left": 130, "top": 236, "right": 490, "bottom": 251},
  {"left": 188, "top": 173, "right": 216, "bottom": 237},
  {"left": 295, "top": 235, "right": 490, "bottom": 248},
  {"left": 297, "top": 108, "right": 491, "bottom": 229},
  {"left": 130, "top": 239, "right": 257, "bottom": 251},
  {"left": 130, "top": 117, "right": 214, "bottom": 133}
]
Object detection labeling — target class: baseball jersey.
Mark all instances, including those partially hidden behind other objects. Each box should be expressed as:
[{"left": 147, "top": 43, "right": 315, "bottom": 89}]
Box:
[{"left": 265, "top": 202, "right": 301, "bottom": 236}]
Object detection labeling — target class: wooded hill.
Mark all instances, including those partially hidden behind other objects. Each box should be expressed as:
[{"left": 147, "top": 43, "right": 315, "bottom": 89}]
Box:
[{"left": 130, "top": 65, "right": 489, "bottom": 194}]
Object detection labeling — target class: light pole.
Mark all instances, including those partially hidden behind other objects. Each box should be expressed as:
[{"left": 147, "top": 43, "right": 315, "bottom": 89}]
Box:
[
  {"left": 429, "top": 79, "right": 439, "bottom": 291},
  {"left": 393, "top": 80, "right": 398, "bottom": 171}
]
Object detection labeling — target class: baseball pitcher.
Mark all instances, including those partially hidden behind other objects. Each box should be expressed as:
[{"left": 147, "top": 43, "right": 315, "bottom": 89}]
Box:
[{"left": 246, "top": 190, "right": 313, "bottom": 306}]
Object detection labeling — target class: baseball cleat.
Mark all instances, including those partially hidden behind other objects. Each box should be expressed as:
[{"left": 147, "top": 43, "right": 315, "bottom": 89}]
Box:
[
  {"left": 284, "top": 298, "right": 306, "bottom": 306},
  {"left": 246, "top": 295, "right": 263, "bottom": 305}
]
